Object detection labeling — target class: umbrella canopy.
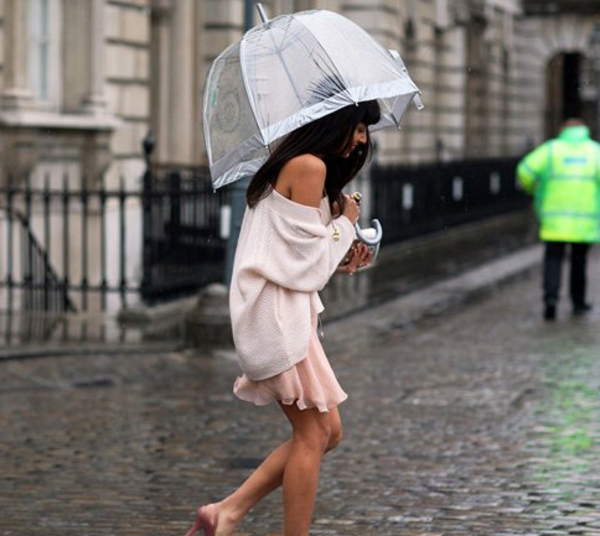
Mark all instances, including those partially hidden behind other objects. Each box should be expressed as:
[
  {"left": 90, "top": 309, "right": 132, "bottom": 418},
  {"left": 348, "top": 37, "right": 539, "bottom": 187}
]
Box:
[{"left": 204, "top": 9, "right": 422, "bottom": 190}]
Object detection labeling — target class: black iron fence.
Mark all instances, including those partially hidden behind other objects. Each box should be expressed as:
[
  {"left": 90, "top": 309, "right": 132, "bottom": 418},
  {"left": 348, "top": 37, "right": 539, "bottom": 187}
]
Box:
[
  {"left": 0, "top": 169, "right": 229, "bottom": 313},
  {"left": 371, "top": 157, "right": 528, "bottom": 245},
  {"left": 1, "top": 206, "right": 76, "bottom": 313},
  {"left": 141, "top": 164, "right": 230, "bottom": 304},
  {"left": 0, "top": 156, "right": 526, "bottom": 314}
]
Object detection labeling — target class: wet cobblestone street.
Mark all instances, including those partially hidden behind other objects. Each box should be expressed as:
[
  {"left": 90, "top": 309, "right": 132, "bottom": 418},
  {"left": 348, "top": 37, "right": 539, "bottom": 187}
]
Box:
[{"left": 1, "top": 255, "right": 600, "bottom": 536}]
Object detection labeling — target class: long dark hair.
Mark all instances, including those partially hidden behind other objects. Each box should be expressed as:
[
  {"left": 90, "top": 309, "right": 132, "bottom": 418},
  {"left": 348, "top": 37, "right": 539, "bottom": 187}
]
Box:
[{"left": 246, "top": 100, "right": 381, "bottom": 212}]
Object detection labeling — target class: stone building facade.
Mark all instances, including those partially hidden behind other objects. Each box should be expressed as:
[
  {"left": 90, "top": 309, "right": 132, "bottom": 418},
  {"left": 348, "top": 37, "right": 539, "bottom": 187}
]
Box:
[
  {"left": 0, "top": 0, "right": 600, "bottom": 184},
  {"left": 0, "top": 0, "right": 599, "bottom": 314},
  {"left": 1, "top": 0, "right": 598, "bottom": 184}
]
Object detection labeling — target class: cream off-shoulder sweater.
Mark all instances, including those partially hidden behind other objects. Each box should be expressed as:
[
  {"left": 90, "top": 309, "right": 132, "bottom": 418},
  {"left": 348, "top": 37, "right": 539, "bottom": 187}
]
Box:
[{"left": 229, "top": 189, "right": 356, "bottom": 381}]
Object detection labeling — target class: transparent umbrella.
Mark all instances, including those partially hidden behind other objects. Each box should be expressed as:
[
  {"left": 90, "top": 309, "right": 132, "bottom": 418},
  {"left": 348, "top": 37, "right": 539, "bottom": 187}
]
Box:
[{"left": 203, "top": 8, "right": 422, "bottom": 191}]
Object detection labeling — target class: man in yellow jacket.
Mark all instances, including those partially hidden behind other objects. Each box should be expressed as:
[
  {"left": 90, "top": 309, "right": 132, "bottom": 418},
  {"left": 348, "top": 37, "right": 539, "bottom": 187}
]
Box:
[{"left": 517, "top": 118, "right": 600, "bottom": 320}]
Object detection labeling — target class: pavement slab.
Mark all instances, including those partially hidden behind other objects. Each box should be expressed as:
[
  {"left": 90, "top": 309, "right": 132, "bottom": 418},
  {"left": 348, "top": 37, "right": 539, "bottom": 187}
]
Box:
[{"left": 1, "top": 248, "right": 600, "bottom": 535}]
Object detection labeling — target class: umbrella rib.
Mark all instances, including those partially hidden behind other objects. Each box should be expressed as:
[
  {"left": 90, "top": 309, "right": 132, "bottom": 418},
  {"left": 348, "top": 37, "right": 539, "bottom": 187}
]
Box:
[
  {"left": 270, "top": 19, "right": 305, "bottom": 107},
  {"left": 239, "top": 36, "right": 271, "bottom": 148},
  {"left": 294, "top": 14, "right": 355, "bottom": 104},
  {"left": 242, "top": 22, "right": 305, "bottom": 146}
]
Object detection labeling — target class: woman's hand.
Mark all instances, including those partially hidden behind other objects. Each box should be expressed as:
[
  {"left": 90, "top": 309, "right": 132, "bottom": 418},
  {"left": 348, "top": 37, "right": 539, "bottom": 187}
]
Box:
[
  {"left": 337, "top": 242, "right": 373, "bottom": 275},
  {"left": 341, "top": 194, "right": 360, "bottom": 224}
]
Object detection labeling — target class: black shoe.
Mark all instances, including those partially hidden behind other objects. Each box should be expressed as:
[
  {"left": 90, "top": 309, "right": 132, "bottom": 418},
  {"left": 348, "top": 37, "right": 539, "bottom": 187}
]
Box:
[
  {"left": 573, "top": 303, "right": 592, "bottom": 316},
  {"left": 544, "top": 304, "right": 556, "bottom": 321}
]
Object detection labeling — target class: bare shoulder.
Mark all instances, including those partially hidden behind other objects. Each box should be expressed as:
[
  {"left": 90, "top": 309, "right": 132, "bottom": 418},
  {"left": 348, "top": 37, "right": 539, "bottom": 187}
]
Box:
[
  {"left": 285, "top": 153, "right": 326, "bottom": 172},
  {"left": 278, "top": 154, "right": 326, "bottom": 208}
]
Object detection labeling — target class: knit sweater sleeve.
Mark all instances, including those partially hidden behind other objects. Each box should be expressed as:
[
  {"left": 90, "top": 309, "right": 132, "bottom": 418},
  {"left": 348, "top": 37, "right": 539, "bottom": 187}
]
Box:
[{"left": 244, "top": 192, "right": 356, "bottom": 292}]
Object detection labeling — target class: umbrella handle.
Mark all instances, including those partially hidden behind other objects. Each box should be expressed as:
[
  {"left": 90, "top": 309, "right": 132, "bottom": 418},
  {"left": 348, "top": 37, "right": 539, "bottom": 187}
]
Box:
[{"left": 354, "top": 219, "right": 383, "bottom": 246}]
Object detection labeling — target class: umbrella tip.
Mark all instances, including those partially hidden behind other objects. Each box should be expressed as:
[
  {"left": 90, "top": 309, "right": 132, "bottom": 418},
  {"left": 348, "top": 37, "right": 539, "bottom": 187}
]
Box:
[
  {"left": 413, "top": 94, "right": 424, "bottom": 110},
  {"left": 256, "top": 2, "right": 269, "bottom": 22}
]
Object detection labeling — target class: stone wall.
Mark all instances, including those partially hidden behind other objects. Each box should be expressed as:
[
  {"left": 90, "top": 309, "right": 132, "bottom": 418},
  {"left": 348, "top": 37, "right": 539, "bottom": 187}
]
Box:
[{"left": 0, "top": 0, "right": 599, "bottom": 181}]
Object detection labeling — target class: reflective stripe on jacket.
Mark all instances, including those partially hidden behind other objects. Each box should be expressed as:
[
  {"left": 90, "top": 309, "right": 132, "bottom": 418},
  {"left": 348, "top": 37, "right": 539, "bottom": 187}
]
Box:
[{"left": 517, "top": 125, "right": 600, "bottom": 243}]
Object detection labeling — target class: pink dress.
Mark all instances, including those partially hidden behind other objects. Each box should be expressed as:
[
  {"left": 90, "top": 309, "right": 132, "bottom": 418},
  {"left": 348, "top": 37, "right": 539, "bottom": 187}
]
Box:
[
  {"left": 232, "top": 193, "right": 349, "bottom": 413},
  {"left": 233, "top": 316, "right": 348, "bottom": 413}
]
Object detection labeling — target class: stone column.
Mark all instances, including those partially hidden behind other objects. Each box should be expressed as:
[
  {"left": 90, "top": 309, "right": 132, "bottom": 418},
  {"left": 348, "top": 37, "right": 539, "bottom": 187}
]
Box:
[
  {"left": 82, "top": 0, "right": 114, "bottom": 182},
  {"left": 152, "top": 0, "right": 198, "bottom": 163},
  {"left": 1, "top": 0, "right": 33, "bottom": 110},
  {"left": 149, "top": 0, "right": 173, "bottom": 163},
  {"left": 81, "top": 0, "right": 107, "bottom": 114},
  {"left": 168, "top": 0, "right": 195, "bottom": 163}
]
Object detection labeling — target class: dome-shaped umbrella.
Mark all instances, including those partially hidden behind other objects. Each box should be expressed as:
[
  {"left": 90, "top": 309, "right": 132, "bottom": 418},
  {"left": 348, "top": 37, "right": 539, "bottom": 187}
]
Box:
[{"left": 203, "top": 8, "right": 422, "bottom": 191}]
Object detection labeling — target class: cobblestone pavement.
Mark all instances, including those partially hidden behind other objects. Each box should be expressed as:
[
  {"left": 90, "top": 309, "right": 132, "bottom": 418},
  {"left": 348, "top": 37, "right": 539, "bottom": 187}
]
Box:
[{"left": 1, "top": 253, "right": 600, "bottom": 536}]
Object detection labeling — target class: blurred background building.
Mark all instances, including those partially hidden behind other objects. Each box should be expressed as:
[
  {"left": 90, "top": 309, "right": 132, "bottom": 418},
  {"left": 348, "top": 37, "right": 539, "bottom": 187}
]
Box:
[
  {"left": 2, "top": 0, "right": 599, "bottom": 193},
  {"left": 1, "top": 0, "right": 600, "bottom": 329}
]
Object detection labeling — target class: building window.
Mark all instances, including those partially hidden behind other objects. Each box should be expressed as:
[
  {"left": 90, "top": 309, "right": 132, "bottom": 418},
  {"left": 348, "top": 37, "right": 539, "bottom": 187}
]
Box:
[{"left": 28, "top": 0, "right": 61, "bottom": 108}]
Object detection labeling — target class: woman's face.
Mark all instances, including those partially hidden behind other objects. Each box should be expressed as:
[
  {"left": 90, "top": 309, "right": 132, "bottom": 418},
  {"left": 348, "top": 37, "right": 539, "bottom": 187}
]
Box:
[{"left": 341, "top": 122, "right": 368, "bottom": 158}]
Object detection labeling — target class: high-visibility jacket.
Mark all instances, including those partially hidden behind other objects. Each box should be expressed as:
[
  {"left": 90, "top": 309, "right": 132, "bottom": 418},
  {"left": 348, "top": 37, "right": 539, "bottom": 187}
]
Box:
[{"left": 517, "top": 125, "right": 600, "bottom": 243}]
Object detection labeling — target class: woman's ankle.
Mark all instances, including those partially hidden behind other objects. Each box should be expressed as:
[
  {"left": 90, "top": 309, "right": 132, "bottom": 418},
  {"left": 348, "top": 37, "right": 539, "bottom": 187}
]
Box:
[{"left": 213, "top": 500, "right": 244, "bottom": 533}]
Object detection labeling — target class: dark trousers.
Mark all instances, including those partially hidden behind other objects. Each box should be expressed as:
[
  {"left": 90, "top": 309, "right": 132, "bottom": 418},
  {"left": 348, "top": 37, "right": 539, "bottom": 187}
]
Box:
[{"left": 543, "top": 241, "right": 591, "bottom": 307}]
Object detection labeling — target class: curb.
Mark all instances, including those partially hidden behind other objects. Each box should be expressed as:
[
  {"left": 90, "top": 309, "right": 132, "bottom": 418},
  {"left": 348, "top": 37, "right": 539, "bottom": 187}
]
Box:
[
  {"left": 388, "top": 243, "right": 542, "bottom": 328},
  {"left": 328, "top": 244, "right": 542, "bottom": 335},
  {"left": 0, "top": 341, "right": 183, "bottom": 362}
]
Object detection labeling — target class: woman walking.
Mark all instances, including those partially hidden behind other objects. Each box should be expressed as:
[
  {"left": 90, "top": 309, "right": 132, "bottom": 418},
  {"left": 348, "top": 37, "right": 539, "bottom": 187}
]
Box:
[{"left": 184, "top": 99, "right": 381, "bottom": 536}]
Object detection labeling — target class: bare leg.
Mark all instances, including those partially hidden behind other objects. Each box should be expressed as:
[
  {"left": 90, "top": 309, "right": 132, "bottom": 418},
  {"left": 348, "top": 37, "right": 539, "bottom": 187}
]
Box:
[
  {"left": 280, "top": 404, "right": 332, "bottom": 536},
  {"left": 201, "top": 440, "right": 292, "bottom": 535},
  {"left": 194, "top": 405, "right": 342, "bottom": 536}
]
